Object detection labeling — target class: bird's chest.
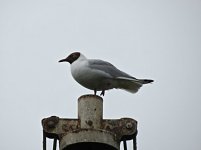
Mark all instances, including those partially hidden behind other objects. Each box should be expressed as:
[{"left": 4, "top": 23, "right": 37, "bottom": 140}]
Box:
[
  {"left": 71, "top": 66, "right": 99, "bottom": 84},
  {"left": 70, "top": 62, "right": 112, "bottom": 90},
  {"left": 71, "top": 62, "right": 90, "bottom": 80}
]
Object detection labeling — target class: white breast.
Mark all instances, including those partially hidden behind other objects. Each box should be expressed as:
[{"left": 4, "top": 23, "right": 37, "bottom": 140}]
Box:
[{"left": 70, "top": 58, "right": 115, "bottom": 90}]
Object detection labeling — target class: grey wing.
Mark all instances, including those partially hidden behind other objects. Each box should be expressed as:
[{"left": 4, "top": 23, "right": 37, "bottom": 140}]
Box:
[
  {"left": 88, "top": 59, "right": 152, "bottom": 93},
  {"left": 88, "top": 59, "right": 136, "bottom": 79}
]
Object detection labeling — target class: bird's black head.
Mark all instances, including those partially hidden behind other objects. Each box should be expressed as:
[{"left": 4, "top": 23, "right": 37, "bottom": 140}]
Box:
[{"left": 59, "top": 52, "right": 81, "bottom": 64}]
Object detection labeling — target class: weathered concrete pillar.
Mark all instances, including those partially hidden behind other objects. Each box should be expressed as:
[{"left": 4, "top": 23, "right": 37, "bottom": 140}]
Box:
[
  {"left": 60, "top": 95, "right": 119, "bottom": 150},
  {"left": 78, "top": 95, "right": 103, "bottom": 129},
  {"left": 42, "top": 95, "right": 137, "bottom": 150}
]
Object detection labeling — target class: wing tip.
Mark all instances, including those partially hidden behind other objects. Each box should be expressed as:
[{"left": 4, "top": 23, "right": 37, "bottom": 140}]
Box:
[{"left": 143, "top": 79, "right": 154, "bottom": 84}]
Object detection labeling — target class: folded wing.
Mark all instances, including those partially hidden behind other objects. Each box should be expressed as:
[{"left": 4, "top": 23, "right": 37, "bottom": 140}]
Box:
[{"left": 88, "top": 59, "right": 153, "bottom": 93}]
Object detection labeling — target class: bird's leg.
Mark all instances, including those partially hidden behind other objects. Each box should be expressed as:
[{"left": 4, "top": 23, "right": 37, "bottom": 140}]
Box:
[
  {"left": 94, "top": 89, "right": 97, "bottom": 95},
  {"left": 100, "top": 90, "right": 105, "bottom": 96}
]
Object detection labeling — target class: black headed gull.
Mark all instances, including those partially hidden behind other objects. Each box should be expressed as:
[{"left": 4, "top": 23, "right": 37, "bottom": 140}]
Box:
[{"left": 59, "top": 52, "right": 153, "bottom": 96}]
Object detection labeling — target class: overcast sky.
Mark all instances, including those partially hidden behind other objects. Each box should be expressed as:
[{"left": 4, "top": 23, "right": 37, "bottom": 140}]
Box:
[{"left": 0, "top": 0, "right": 201, "bottom": 150}]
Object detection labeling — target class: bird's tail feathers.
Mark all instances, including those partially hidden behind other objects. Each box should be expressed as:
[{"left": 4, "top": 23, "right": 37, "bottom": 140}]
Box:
[
  {"left": 138, "top": 79, "right": 154, "bottom": 84},
  {"left": 116, "top": 77, "right": 142, "bottom": 93},
  {"left": 116, "top": 77, "right": 153, "bottom": 93}
]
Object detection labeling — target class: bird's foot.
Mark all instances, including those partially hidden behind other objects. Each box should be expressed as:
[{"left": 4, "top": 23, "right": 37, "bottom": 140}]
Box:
[
  {"left": 100, "top": 90, "right": 105, "bottom": 96},
  {"left": 94, "top": 89, "right": 97, "bottom": 95}
]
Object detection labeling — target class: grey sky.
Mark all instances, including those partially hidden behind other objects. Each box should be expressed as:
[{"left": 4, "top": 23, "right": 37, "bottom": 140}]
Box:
[{"left": 0, "top": 0, "right": 201, "bottom": 150}]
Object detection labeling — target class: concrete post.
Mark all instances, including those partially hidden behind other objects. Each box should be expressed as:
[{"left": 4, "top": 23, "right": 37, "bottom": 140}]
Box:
[
  {"left": 78, "top": 95, "right": 103, "bottom": 129},
  {"left": 60, "top": 95, "right": 119, "bottom": 150},
  {"left": 42, "top": 95, "right": 137, "bottom": 150}
]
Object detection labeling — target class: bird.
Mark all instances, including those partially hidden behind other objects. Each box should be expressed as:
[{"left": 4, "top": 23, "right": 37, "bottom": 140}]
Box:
[{"left": 59, "top": 52, "right": 153, "bottom": 96}]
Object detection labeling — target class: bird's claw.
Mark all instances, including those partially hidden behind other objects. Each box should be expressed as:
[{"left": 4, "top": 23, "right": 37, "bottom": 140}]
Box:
[
  {"left": 94, "top": 89, "right": 97, "bottom": 95},
  {"left": 94, "top": 89, "right": 105, "bottom": 96},
  {"left": 100, "top": 90, "right": 105, "bottom": 96}
]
